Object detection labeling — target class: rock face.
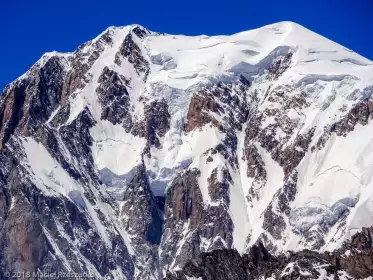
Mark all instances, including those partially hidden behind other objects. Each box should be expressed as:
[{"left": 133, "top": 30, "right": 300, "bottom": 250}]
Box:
[
  {"left": 159, "top": 167, "right": 234, "bottom": 274},
  {"left": 1, "top": 21, "right": 373, "bottom": 279},
  {"left": 167, "top": 227, "right": 373, "bottom": 280},
  {"left": 115, "top": 31, "right": 150, "bottom": 79},
  {"left": 0, "top": 56, "right": 67, "bottom": 149},
  {"left": 96, "top": 66, "right": 132, "bottom": 130},
  {"left": 120, "top": 164, "right": 163, "bottom": 279}
]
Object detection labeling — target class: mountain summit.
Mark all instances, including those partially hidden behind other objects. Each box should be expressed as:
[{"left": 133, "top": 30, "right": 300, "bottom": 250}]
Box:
[{"left": 1, "top": 22, "right": 373, "bottom": 279}]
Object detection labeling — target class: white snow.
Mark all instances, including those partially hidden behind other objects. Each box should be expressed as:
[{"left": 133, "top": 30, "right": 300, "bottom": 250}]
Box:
[
  {"left": 248, "top": 143, "right": 284, "bottom": 245},
  {"left": 143, "top": 21, "right": 372, "bottom": 92},
  {"left": 293, "top": 121, "right": 373, "bottom": 250},
  {"left": 21, "top": 137, "right": 81, "bottom": 197},
  {"left": 229, "top": 129, "right": 252, "bottom": 252},
  {"left": 9, "top": 196, "right": 16, "bottom": 211},
  {"left": 90, "top": 120, "right": 146, "bottom": 175}
]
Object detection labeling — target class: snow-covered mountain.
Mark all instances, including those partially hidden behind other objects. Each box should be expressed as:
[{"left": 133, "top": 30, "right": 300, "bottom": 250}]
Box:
[{"left": 1, "top": 21, "right": 373, "bottom": 279}]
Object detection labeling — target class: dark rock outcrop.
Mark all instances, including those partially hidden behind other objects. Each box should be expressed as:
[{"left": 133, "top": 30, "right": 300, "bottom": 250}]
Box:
[
  {"left": 0, "top": 140, "right": 134, "bottom": 280},
  {"left": 63, "top": 28, "right": 114, "bottom": 100},
  {"left": 314, "top": 98, "right": 373, "bottom": 151},
  {"left": 115, "top": 32, "right": 149, "bottom": 79},
  {"left": 185, "top": 77, "right": 250, "bottom": 133},
  {"left": 0, "top": 55, "right": 67, "bottom": 149},
  {"left": 267, "top": 52, "right": 293, "bottom": 80},
  {"left": 96, "top": 66, "right": 132, "bottom": 131},
  {"left": 166, "top": 227, "right": 373, "bottom": 280},
  {"left": 120, "top": 164, "right": 163, "bottom": 279},
  {"left": 332, "top": 226, "right": 373, "bottom": 279},
  {"left": 144, "top": 99, "right": 171, "bottom": 148},
  {"left": 131, "top": 99, "right": 171, "bottom": 151},
  {"left": 160, "top": 168, "right": 234, "bottom": 272}
]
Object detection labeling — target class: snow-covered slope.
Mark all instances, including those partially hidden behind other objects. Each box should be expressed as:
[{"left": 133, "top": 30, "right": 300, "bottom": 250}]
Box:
[{"left": 1, "top": 21, "right": 373, "bottom": 279}]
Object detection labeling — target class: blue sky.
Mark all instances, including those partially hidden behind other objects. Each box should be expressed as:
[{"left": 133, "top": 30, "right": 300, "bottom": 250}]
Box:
[{"left": 1, "top": 0, "right": 372, "bottom": 91}]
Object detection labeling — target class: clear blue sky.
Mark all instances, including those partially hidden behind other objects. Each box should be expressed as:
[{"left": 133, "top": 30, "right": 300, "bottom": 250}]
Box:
[{"left": 1, "top": 0, "right": 372, "bottom": 91}]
